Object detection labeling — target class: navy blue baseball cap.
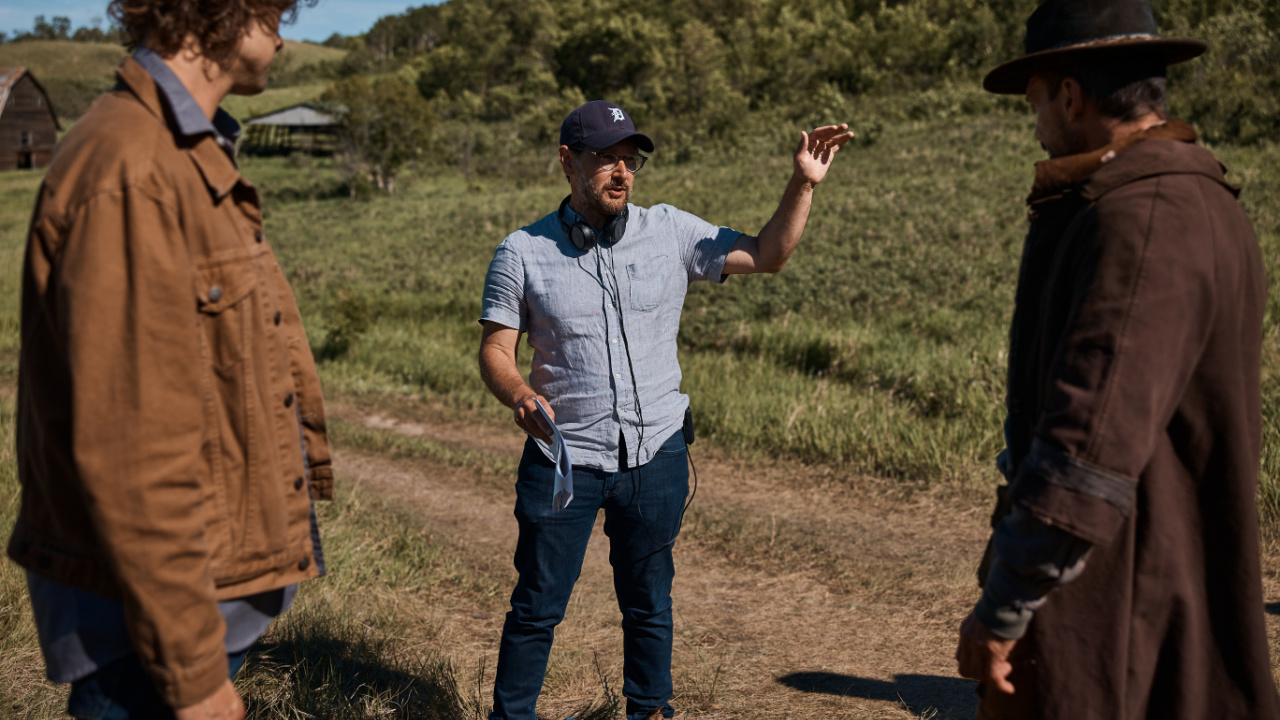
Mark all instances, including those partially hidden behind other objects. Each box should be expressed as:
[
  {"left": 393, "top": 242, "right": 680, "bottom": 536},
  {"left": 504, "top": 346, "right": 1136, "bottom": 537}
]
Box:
[{"left": 559, "top": 100, "right": 655, "bottom": 152}]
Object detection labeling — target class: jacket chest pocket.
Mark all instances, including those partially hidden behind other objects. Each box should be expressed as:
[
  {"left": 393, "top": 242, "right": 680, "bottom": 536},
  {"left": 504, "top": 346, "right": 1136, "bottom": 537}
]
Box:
[
  {"left": 196, "top": 256, "right": 260, "bottom": 370},
  {"left": 627, "top": 255, "right": 670, "bottom": 312},
  {"left": 195, "top": 254, "right": 285, "bottom": 562}
]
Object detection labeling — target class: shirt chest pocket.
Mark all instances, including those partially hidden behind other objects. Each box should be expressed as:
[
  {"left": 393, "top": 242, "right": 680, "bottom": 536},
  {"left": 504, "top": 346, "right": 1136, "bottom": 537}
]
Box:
[{"left": 627, "top": 255, "right": 671, "bottom": 312}]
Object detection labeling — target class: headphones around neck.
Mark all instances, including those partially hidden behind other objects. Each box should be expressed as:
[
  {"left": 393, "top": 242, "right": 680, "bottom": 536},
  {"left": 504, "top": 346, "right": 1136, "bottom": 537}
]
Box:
[{"left": 558, "top": 195, "right": 628, "bottom": 252}]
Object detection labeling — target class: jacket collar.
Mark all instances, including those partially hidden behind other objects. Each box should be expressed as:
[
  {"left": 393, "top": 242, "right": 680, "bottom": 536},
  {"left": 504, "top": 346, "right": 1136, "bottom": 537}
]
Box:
[
  {"left": 133, "top": 47, "right": 242, "bottom": 150},
  {"left": 116, "top": 56, "right": 246, "bottom": 201},
  {"left": 1028, "top": 119, "right": 1202, "bottom": 203}
]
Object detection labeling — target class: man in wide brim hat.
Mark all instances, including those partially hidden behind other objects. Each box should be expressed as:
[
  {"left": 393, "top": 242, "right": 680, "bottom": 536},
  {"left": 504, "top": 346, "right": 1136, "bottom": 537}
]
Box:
[
  {"left": 982, "top": 0, "right": 1205, "bottom": 95},
  {"left": 954, "top": 1, "right": 1280, "bottom": 719}
]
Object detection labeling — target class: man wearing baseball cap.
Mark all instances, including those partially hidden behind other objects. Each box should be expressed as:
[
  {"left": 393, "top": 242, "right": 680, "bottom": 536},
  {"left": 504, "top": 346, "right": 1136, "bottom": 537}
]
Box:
[
  {"left": 478, "top": 101, "right": 852, "bottom": 719},
  {"left": 955, "top": 1, "right": 1280, "bottom": 718}
]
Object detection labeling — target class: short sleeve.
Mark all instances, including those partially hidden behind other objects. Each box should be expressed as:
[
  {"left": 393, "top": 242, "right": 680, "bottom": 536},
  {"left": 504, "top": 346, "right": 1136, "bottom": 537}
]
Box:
[
  {"left": 480, "top": 240, "right": 526, "bottom": 331},
  {"left": 663, "top": 205, "right": 740, "bottom": 283}
]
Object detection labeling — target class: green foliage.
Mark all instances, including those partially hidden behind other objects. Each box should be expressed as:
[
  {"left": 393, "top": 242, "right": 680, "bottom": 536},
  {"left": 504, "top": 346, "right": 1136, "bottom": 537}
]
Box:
[
  {"left": 320, "top": 285, "right": 373, "bottom": 359},
  {"left": 22, "top": 15, "right": 71, "bottom": 41},
  {"left": 1168, "top": 4, "right": 1280, "bottom": 144},
  {"left": 347, "top": 0, "right": 1279, "bottom": 164},
  {"left": 5, "top": 14, "right": 123, "bottom": 45},
  {"left": 322, "top": 76, "right": 437, "bottom": 193}
]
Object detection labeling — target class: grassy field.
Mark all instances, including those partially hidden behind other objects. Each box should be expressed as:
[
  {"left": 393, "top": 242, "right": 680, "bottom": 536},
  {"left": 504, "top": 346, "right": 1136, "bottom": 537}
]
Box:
[
  {"left": 1, "top": 110, "right": 1279, "bottom": 716},
  {"left": 239, "top": 115, "right": 1280, "bottom": 508}
]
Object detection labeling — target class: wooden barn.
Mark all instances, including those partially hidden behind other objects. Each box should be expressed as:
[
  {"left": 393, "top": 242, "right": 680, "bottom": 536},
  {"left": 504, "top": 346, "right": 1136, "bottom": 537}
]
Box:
[
  {"left": 0, "top": 67, "right": 60, "bottom": 171},
  {"left": 241, "top": 103, "right": 338, "bottom": 156}
]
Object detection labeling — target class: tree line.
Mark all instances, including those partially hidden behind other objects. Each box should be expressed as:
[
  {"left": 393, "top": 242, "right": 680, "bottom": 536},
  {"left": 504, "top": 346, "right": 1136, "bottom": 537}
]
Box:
[
  {"left": 5, "top": 2, "right": 1274, "bottom": 191},
  {"left": 1, "top": 14, "right": 123, "bottom": 45},
  {"left": 315, "top": 0, "right": 1278, "bottom": 193}
]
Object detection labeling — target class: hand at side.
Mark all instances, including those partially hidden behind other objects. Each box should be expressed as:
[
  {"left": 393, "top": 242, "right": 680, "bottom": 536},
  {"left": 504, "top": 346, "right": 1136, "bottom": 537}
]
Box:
[
  {"left": 513, "top": 393, "right": 555, "bottom": 443},
  {"left": 175, "top": 679, "right": 245, "bottom": 720},
  {"left": 955, "top": 611, "right": 1018, "bottom": 694}
]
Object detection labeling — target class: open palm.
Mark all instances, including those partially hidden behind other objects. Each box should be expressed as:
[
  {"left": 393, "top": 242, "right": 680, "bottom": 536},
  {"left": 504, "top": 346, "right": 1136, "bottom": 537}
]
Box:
[{"left": 795, "top": 124, "right": 855, "bottom": 186}]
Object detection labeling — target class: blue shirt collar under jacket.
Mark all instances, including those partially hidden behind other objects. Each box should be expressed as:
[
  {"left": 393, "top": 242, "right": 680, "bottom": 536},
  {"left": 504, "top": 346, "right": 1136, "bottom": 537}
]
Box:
[{"left": 133, "top": 46, "right": 241, "bottom": 158}]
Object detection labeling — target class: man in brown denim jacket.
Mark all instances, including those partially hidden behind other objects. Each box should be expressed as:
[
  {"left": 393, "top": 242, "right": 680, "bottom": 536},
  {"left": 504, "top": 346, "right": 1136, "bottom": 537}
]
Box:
[{"left": 9, "top": 1, "right": 330, "bottom": 717}]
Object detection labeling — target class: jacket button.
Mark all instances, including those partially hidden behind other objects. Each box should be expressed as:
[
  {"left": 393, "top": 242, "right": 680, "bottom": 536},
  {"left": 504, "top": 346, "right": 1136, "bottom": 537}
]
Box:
[
  {"left": 297, "top": 557, "right": 311, "bottom": 571},
  {"left": 284, "top": 393, "right": 294, "bottom": 408},
  {"left": 254, "top": 230, "right": 264, "bottom": 243},
  {"left": 294, "top": 476, "right": 304, "bottom": 491},
  {"left": 208, "top": 286, "right": 223, "bottom": 302},
  {"left": 274, "top": 311, "right": 282, "bottom": 326}
]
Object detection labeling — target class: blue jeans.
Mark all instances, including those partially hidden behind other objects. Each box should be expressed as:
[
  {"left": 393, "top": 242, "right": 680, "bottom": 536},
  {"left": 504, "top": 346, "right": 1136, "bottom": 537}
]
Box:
[
  {"left": 491, "top": 431, "right": 689, "bottom": 720},
  {"left": 66, "top": 650, "right": 247, "bottom": 719}
]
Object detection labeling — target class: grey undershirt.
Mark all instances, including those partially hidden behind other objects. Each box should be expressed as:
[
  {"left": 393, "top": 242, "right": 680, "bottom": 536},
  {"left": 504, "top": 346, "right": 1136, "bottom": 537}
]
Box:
[{"left": 973, "top": 444, "right": 1093, "bottom": 639}]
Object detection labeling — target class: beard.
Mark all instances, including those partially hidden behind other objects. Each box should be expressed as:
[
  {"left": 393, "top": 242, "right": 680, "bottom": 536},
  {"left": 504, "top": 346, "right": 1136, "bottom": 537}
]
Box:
[
  {"left": 574, "top": 172, "right": 631, "bottom": 219},
  {"left": 1040, "top": 118, "right": 1091, "bottom": 159}
]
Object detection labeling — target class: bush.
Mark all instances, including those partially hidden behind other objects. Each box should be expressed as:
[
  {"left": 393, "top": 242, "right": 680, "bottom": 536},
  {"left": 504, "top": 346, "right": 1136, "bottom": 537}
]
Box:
[
  {"left": 322, "top": 76, "right": 436, "bottom": 194},
  {"left": 1170, "top": 7, "right": 1280, "bottom": 145}
]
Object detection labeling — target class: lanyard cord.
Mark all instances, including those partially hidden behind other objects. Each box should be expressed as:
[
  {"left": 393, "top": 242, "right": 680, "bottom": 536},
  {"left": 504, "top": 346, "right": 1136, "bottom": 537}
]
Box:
[{"left": 596, "top": 243, "right": 694, "bottom": 548}]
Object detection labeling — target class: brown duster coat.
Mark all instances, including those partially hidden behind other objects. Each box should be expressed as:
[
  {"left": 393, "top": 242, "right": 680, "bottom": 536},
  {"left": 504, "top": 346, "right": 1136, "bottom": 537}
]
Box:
[{"left": 995, "top": 122, "right": 1279, "bottom": 719}]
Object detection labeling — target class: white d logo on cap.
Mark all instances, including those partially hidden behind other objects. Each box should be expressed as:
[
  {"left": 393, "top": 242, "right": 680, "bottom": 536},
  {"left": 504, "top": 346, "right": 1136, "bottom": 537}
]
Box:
[{"left": 610, "top": 108, "right": 625, "bottom": 122}]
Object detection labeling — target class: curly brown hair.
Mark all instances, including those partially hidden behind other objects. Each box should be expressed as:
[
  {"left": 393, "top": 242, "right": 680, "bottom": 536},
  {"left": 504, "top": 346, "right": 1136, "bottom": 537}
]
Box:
[{"left": 108, "top": 0, "right": 317, "bottom": 67}]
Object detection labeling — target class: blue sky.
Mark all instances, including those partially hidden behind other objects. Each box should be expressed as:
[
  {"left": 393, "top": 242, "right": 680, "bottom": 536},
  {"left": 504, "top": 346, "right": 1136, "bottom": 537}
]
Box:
[{"left": 0, "top": 1, "right": 437, "bottom": 43}]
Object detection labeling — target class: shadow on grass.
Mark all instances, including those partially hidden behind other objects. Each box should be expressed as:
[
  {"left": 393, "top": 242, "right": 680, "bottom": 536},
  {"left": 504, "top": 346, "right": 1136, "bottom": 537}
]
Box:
[
  {"left": 778, "top": 672, "right": 977, "bottom": 719},
  {"left": 237, "top": 608, "right": 480, "bottom": 720},
  {"left": 1265, "top": 602, "right": 1280, "bottom": 615},
  {"left": 237, "top": 603, "right": 623, "bottom": 720}
]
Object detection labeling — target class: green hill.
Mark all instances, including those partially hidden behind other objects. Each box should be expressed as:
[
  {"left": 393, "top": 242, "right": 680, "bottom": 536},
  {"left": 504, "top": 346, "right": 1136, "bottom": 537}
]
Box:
[
  {"left": 0, "top": 39, "right": 125, "bottom": 83},
  {"left": 278, "top": 39, "right": 347, "bottom": 68},
  {"left": 0, "top": 39, "right": 345, "bottom": 121}
]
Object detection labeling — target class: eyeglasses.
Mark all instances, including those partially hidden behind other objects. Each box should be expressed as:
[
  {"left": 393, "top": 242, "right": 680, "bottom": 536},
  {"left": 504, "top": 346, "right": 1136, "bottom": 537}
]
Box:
[{"left": 581, "top": 149, "right": 648, "bottom": 173}]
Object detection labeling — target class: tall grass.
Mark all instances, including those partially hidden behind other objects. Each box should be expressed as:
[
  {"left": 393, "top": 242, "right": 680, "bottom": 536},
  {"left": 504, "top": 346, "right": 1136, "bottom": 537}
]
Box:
[
  {"left": 236, "top": 475, "right": 482, "bottom": 719},
  {"left": 0, "top": 397, "right": 69, "bottom": 718}
]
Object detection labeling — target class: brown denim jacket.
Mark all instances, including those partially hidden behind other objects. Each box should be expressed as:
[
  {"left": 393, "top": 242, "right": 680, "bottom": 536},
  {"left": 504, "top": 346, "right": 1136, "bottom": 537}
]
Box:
[{"left": 9, "top": 58, "right": 333, "bottom": 707}]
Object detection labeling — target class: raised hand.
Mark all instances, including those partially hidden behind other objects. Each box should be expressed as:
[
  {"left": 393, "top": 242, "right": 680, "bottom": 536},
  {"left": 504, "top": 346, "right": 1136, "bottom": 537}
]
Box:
[{"left": 794, "top": 124, "right": 855, "bottom": 187}]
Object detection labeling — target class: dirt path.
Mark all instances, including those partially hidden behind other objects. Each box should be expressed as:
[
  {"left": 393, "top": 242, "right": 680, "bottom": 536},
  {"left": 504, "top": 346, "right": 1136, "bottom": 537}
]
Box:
[
  {"left": 326, "top": 400, "right": 1280, "bottom": 719},
  {"left": 329, "top": 401, "right": 989, "bottom": 719}
]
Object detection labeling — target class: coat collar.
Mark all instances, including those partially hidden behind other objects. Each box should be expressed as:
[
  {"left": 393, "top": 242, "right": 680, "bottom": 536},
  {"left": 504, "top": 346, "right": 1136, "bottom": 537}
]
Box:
[
  {"left": 1028, "top": 119, "right": 1209, "bottom": 203},
  {"left": 116, "top": 57, "right": 247, "bottom": 201}
]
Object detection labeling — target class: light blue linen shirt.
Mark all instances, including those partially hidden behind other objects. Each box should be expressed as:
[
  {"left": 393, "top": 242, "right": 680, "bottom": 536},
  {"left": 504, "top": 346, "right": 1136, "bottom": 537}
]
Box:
[{"left": 481, "top": 201, "right": 740, "bottom": 472}]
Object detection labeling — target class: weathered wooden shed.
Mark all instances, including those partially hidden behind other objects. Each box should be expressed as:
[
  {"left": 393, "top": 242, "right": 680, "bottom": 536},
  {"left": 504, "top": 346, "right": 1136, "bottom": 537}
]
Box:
[
  {"left": 0, "top": 67, "right": 60, "bottom": 171},
  {"left": 241, "top": 103, "right": 338, "bottom": 156}
]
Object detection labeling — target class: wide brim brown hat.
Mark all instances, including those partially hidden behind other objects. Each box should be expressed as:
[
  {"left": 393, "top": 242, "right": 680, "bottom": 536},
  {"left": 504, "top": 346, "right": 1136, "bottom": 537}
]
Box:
[{"left": 983, "top": 0, "right": 1207, "bottom": 95}]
